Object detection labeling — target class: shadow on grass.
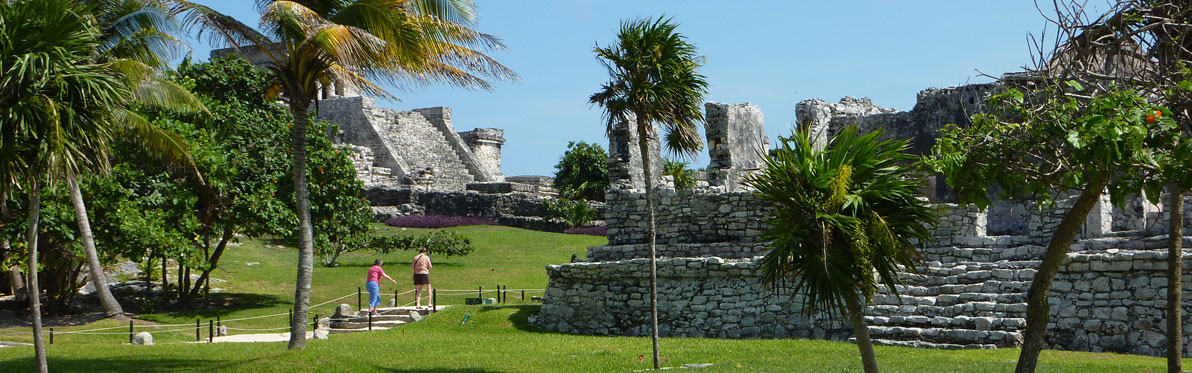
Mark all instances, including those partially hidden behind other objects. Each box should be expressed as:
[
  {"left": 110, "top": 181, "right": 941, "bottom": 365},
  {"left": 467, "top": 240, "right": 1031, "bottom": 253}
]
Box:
[
  {"left": 155, "top": 292, "right": 289, "bottom": 319},
  {"left": 0, "top": 357, "right": 214, "bottom": 372},
  {"left": 474, "top": 305, "right": 550, "bottom": 334},
  {"left": 372, "top": 367, "right": 500, "bottom": 373}
]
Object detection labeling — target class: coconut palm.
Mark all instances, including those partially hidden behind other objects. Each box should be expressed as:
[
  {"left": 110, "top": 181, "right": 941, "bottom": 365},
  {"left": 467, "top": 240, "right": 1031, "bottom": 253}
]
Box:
[
  {"left": 589, "top": 16, "right": 707, "bottom": 370},
  {"left": 55, "top": 0, "right": 207, "bottom": 319},
  {"left": 0, "top": 1, "right": 131, "bottom": 370},
  {"left": 747, "top": 126, "right": 936, "bottom": 373},
  {"left": 166, "top": 0, "right": 515, "bottom": 349}
]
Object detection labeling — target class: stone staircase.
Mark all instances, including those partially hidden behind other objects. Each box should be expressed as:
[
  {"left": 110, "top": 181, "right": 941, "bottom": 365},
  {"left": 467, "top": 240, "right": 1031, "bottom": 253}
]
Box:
[
  {"left": 858, "top": 244, "right": 1044, "bottom": 349},
  {"left": 327, "top": 306, "right": 440, "bottom": 334},
  {"left": 376, "top": 109, "right": 475, "bottom": 190}
]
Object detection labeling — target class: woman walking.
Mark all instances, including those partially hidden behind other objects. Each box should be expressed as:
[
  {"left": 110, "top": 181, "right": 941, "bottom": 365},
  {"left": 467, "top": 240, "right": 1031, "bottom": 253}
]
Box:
[
  {"left": 366, "top": 259, "right": 397, "bottom": 315},
  {"left": 412, "top": 249, "right": 433, "bottom": 309}
]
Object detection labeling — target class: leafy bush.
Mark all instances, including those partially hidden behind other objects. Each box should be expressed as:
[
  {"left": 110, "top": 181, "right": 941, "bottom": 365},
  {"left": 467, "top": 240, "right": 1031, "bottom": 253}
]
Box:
[
  {"left": 663, "top": 158, "right": 697, "bottom": 190},
  {"left": 370, "top": 230, "right": 476, "bottom": 258},
  {"left": 553, "top": 141, "right": 609, "bottom": 201},
  {"left": 563, "top": 226, "right": 607, "bottom": 236},
  {"left": 384, "top": 215, "right": 497, "bottom": 229},
  {"left": 541, "top": 199, "right": 597, "bottom": 228}
]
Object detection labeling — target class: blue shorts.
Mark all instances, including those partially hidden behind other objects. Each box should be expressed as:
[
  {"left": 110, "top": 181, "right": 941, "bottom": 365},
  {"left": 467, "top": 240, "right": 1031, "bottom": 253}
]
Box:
[{"left": 366, "top": 281, "right": 381, "bottom": 308}]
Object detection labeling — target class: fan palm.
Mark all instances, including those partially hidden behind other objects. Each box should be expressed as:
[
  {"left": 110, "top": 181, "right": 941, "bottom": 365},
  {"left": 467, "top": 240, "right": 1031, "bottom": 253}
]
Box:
[
  {"left": 589, "top": 16, "right": 707, "bottom": 370},
  {"left": 747, "top": 126, "right": 936, "bottom": 373},
  {"left": 0, "top": 1, "right": 131, "bottom": 371},
  {"left": 166, "top": 0, "right": 515, "bottom": 349}
]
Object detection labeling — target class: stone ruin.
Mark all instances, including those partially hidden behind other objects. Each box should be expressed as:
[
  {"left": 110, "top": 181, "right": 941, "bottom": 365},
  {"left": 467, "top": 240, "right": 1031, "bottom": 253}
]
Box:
[
  {"left": 212, "top": 46, "right": 532, "bottom": 194},
  {"left": 534, "top": 89, "right": 1192, "bottom": 357}
]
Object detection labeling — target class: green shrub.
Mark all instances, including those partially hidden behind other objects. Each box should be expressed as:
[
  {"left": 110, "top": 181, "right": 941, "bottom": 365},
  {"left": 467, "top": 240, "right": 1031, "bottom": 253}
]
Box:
[
  {"left": 553, "top": 141, "right": 609, "bottom": 201},
  {"left": 542, "top": 199, "right": 597, "bottom": 228},
  {"left": 664, "top": 158, "right": 697, "bottom": 190}
]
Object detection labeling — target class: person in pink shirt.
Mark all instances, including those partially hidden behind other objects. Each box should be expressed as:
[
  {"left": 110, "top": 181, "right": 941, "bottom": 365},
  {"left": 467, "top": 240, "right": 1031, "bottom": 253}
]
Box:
[
  {"left": 366, "top": 259, "right": 397, "bottom": 316},
  {"left": 412, "top": 248, "right": 433, "bottom": 309}
]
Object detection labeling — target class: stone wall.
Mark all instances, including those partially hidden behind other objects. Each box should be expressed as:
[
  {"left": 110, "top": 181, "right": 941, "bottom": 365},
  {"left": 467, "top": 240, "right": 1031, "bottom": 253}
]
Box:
[
  {"left": 704, "top": 102, "right": 768, "bottom": 191},
  {"left": 535, "top": 257, "right": 852, "bottom": 340},
  {"left": 603, "top": 189, "right": 769, "bottom": 246},
  {"left": 459, "top": 128, "right": 505, "bottom": 182},
  {"left": 607, "top": 115, "right": 661, "bottom": 190},
  {"left": 536, "top": 248, "right": 1192, "bottom": 356},
  {"left": 361, "top": 186, "right": 602, "bottom": 233}
]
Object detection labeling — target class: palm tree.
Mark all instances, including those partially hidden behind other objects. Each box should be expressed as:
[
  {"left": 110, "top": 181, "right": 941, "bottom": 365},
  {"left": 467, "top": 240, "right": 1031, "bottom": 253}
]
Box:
[
  {"left": 746, "top": 126, "right": 937, "bottom": 373},
  {"left": 167, "top": 0, "right": 514, "bottom": 349},
  {"left": 58, "top": 0, "right": 207, "bottom": 319},
  {"left": 0, "top": 1, "right": 131, "bottom": 370},
  {"left": 589, "top": 16, "right": 707, "bottom": 370}
]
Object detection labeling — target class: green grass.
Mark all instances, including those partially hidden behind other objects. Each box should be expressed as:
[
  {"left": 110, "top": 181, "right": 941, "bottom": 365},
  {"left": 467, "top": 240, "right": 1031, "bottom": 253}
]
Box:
[{"left": 0, "top": 225, "right": 1185, "bottom": 371}]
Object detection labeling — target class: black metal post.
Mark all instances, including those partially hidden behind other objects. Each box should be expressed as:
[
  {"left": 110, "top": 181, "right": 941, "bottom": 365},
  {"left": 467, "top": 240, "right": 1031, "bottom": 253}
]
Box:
[
  {"left": 393, "top": 288, "right": 397, "bottom": 307},
  {"left": 208, "top": 320, "right": 213, "bottom": 343},
  {"left": 313, "top": 314, "right": 319, "bottom": 331},
  {"left": 195, "top": 318, "right": 200, "bottom": 341},
  {"left": 289, "top": 308, "right": 293, "bottom": 324},
  {"left": 432, "top": 289, "right": 437, "bottom": 312},
  {"left": 478, "top": 286, "right": 482, "bottom": 300},
  {"left": 522, "top": 290, "right": 525, "bottom": 302},
  {"left": 217, "top": 316, "right": 221, "bottom": 328},
  {"left": 129, "top": 320, "right": 134, "bottom": 344},
  {"left": 358, "top": 287, "right": 362, "bottom": 311},
  {"left": 49, "top": 328, "right": 53, "bottom": 344},
  {"left": 368, "top": 312, "right": 373, "bottom": 331}
]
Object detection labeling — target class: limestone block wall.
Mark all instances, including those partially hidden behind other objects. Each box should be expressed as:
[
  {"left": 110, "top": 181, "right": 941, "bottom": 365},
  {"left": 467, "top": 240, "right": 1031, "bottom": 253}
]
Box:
[
  {"left": 1049, "top": 251, "right": 1192, "bottom": 356},
  {"left": 459, "top": 128, "right": 505, "bottom": 182},
  {"left": 603, "top": 189, "right": 769, "bottom": 246},
  {"left": 535, "top": 257, "right": 852, "bottom": 340},
  {"left": 535, "top": 250, "right": 1192, "bottom": 356},
  {"left": 607, "top": 116, "right": 661, "bottom": 190},
  {"left": 705, "top": 102, "right": 768, "bottom": 191}
]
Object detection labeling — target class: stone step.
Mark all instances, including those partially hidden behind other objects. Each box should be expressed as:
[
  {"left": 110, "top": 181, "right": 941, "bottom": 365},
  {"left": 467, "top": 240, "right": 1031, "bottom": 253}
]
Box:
[
  {"left": 867, "top": 301, "right": 1028, "bottom": 318},
  {"left": 866, "top": 314, "right": 1026, "bottom": 331},
  {"left": 857, "top": 337, "right": 999, "bottom": 350},
  {"left": 328, "top": 326, "right": 393, "bottom": 334},
  {"left": 870, "top": 292, "right": 1027, "bottom": 307},
  {"left": 880, "top": 280, "right": 1030, "bottom": 296},
  {"left": 921, "top": 245, "right": 1047, "bottom": 263},
  {"left": 863, "top": 325, "right": 1023, "bottom": 347},
  {"left": 331, "top": 320, "right": 408, "bottom": 329}
]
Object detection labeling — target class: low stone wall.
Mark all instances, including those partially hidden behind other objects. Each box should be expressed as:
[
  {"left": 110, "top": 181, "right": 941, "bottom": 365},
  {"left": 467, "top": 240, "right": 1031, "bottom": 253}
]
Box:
[
  {"left": 535, "top": 257, "right": 851, "bottom": 340},
  {"left": 604, "top": 189, "right": 769, "bottom": 246},
  {"left": 1049, "top": 250, "right": 1192, "bottom": 356},
  {"left": 585, "top": 242, "right": 769, "bottom": 262},
  {"left": 536, "top": 251, "right": 1192, "bottom": 356},
  {"left": 362, "top": 186, "right": 603, "bottom": 233}
]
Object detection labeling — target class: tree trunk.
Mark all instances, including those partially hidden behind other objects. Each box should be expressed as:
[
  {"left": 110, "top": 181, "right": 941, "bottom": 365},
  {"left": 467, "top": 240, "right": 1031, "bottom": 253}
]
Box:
[
  {"left": 66, "top": 173, "right": 124, "bottom": 318},
  {"left": 1015, "top": 179, "right": 1108, "bottom": 373},
  {"left": 1167, "top": 184, "right": 1183, "bottom": 373},
  {"left": 288, "top": 100, "right": 315, "bottom": 350},
  {"left": 635, "top": 120, "right": 661, "bottom": 370},
  {"left": 161, "top": 255, "right": 167, "bottom": 291},
  {"left": 846, "top": 295, "right": 879, "bottom": 373},
  {"left": 26, "top": 181, "right": 48, "bottom": 373},
  {"left": 187, "top": 226, "right": 233, "bottom": 298}
]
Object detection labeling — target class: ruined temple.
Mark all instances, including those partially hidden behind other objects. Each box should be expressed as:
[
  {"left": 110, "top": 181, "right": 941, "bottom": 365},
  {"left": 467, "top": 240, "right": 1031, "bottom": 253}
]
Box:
[
  {"left": 534, "top": 87, "right": 1192, "bottom": 357},
  {"left": 211, "top": 46, "right": 507, "bottom": 192}
]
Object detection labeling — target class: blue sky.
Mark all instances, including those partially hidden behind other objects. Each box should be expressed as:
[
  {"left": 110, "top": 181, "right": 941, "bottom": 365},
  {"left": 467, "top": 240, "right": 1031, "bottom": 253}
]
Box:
[{"left": 188, "top": 0, "right": 1050, "bottom": 177}]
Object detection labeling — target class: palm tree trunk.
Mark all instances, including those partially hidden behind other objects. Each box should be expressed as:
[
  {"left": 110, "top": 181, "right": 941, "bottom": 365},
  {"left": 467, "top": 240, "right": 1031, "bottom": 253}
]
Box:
[
  {"left": 1167, "top": 183, "right": 1183, "bottom": 372},
  {"left": 66, "top": 172, "right": 124, "bottom": 318},
  {"left": 1, "top": 196, "right": 26, "bottom": 303},
  {"left": 1015, "top": 178, "right": 1108, "bottom": 373},
  {"left": 288, "top": 100, "right": 315, "bottom": 350},
  {"left": 845, "top": 295, "right": 879, "bottom": 373},
  {"left": 26, "top": 180, "right": 48, "bottom": 373},
  {"left": 635, "top": 121, "right": 661, "bottom": 370}
]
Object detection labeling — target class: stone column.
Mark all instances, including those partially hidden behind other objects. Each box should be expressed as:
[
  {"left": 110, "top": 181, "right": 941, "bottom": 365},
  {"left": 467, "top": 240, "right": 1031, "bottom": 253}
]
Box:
[
  {"left": 1082, "top": 193, "right": 1113, "bottom": 238},
  {"left": 607, "top": 114, "right": 661, "bottom": 191},
  {"left": 459, "top": 128, "right": 505, "bottom": 182},
  {"left": 795, "top": 99, "right": 833, "bottom": 150},
  {"left": 705, "top": 102, "right": 767, "bottom": 192}
]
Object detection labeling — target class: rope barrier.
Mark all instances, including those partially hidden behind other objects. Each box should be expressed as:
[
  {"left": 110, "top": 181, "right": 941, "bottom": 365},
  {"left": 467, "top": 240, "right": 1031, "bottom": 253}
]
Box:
[
  {"left": 224, "top": 326, "right": 291, "bottom": 332},
  {"left": 309, "top": 292, "right": 358, "bottom": 309}
]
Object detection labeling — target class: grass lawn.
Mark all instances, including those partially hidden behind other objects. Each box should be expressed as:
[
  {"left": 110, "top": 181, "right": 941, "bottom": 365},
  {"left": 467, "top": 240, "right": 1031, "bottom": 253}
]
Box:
[{"left": 0, "top": 224, "right": 1185, "bottom": 371}]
